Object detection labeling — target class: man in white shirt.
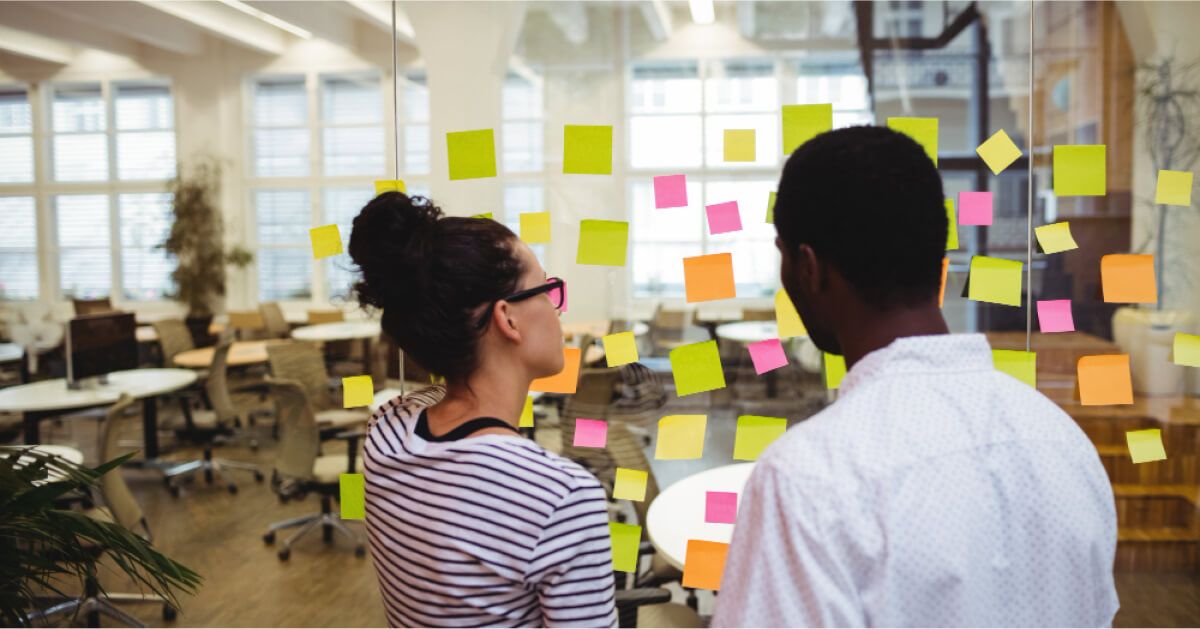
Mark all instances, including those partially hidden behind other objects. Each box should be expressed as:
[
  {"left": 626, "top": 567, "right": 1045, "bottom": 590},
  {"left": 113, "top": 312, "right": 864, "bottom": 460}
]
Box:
[{"left": 713, "top": 126, "right": 1118, "bottom": 627}]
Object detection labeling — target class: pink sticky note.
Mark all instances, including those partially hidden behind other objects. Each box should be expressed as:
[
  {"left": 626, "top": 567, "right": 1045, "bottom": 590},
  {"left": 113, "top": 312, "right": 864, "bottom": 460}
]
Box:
[
  {"left": 747, "top": 338, "right": 788, "bottom": 375},
  {"left": 705, "top": 491, "right": 738, "bottom": 524},
  {"left": 654, "top": 174, "right": 688, "bottom": 209},
  {"left": 706, "top": 201, "right": 743, "bottom": 235},
  {"left": 959, "top": 191, "right": 993, "bottom": 226},
  {"left": 1036, "top": 299, "right": 1075, "bottom": 333},
  {"left": 573, "top": 418, "right": 607, "bottom": 448}
]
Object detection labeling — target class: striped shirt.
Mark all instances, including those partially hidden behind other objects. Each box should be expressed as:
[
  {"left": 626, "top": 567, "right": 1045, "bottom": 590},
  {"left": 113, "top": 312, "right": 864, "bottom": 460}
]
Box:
[{"left": 363, "top": 386, "right": 618, "bottom": 628}]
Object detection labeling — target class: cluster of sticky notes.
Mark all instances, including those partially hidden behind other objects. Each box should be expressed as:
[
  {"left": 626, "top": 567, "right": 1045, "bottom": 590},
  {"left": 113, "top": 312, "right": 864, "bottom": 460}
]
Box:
[
  {"left": 887, "top": 117, "right": 938, "bottom": 165},
  {"left": 1036, "top": 299, "right": 1075, "bottom": 333},
  {"left": 747, "top": 338, "right": 788, "bottom": 375},
  {"left": 824, "top": 352, "right": 846, "bottom": 390},
  {"left": 1126, "top": 428, "right": 1167, "bottom": 464},
  {"left": 967, "top": 255, "right": 1023, "bottom": 307},
  {"left": 519, "top": 211, "right": 551, "bottom": 244},
  {"left": 602, "top": 331, "right": 639, "bottom": 367},
  {"left": 374, "top": 179, "right": 406, "bottom": 194},
  {"left": 613, "top": 468, "right": 648, "bottom": 501},
  {"left": 976, "top": 129, "right": 1022, "bottom": 175},
  {"left": 309, "top": 224, "right": 343, "bottom": 260},
  {"left": 519, "top": 395, "right": 535, "bottom": 428},
  {"left": 1078, "top": 354, "right": 1133, "bottom": 406},
  {"left": 1174, "top": 333, "right": 1200, "bottom": 367},
  {"left": 342, "top": 375, "right": 373, "bottom": 408},
  {"left": 1035, "top": 221, "right": 1078, "bottom": 254},
  {"left": 339, "top": 473, "right": 365, "bottom": 520},
  {"left": 683, "top": 253, "right": 736, "bottom": 303},
  {"left": 564, "top": 125, "right": 613, "bottom": 175},
  {"left": 1053, "top": 144, "right": 1106, "bottom": 196},
  {"left": 573, "top": 418, "right": 608, "bottom": 448},
  {"left": 1156, "top": 169, "right": 1194, "bottom": 206},
  {"left": 1101, "top": 254, "right": 1156, "bottom": 303},
  {"left": 992, "top": 349, "right": 1037, "bottom": 388},
  {"left": 655, "top": 415, "right": 707, "bottom": 459},
  {"left": 446, "top": 128, "right": 497, "bottom": 180},
  {"left": 724, "top": 129, "right": 756, "bottom": 162},
  {"left": 705, "top": 201, "right": 743, "bottom": 235},
  {"left": 654, "top": 174, "right": 688, "bottom": 208},
  {"left": 610, "top": 522, "right": 641, "bottom": 573},
  {"left": 945, "top": 199, "right": 958, "bottom": 250},
  {"left": 705, "top": 491, "right": 738, "bottom": 524},
  {"left": 682, "top": 539, "right": 729, "bottom": 590},
  {"left": 782, "top": 103, "right": 832, "bottom": 155},
  {"left": 576, "top": 219, "right": 629, "bottom": 266},
  {"left": 733, "top": 415, "right": 787, "bottom": 460},
  {"left": 530, "top": 347, "right": 581, "bottom": 394},
  {"left": 775, "top": 289, "right": 807, "bottom": 338},
  {"left": 669, "top": 340, "right": 726, "bottom": 397},
  {"left": 958, "top": 191, "right": 993, "bottom": 226}
]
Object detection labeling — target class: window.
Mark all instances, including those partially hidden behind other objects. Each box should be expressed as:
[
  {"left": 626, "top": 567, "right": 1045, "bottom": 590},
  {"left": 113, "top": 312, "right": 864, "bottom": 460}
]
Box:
[
  {"left": 504, "top": 182, "right": 546, "bottom": 262},
  {"left": 502, "top": 73, "right": 543, "bottom": 172},
  {"left": 0, "top": 88, "right": 33, "bottom": 183},
  {"left": 401, "top": 70, "right": 430, "bottom": 176},
  {"left": 795, "top": 56, "right": 873, "bottom": 128},
  {"left": 114, "top": 82, "right": 176, "bottom": 180},
  {"left": 255, "top": 189, "right": 312, "bottom": 301},
  {"left": 119, "top": 193, "right": 174, "bottom": 300},
  {"left": 0, "top": 196, "right": 38, "bottom": 300},
  {"left": 51, "top": 84, "right": 108, "bottom": 182},
  {"left": 629, "top": 61, "right": 702, "bottom": 170},
  {"left": 324, "top": 186, "right": 373, "bottom": 300},
  {"left": 322, "top": 74, "right": 384, "bottom": 176},
  {"left": 55, "top": 194, "right": 111, "bottom": 299},
  {"left": 253, "top": 76, "right": 309, "bottom": 177}
]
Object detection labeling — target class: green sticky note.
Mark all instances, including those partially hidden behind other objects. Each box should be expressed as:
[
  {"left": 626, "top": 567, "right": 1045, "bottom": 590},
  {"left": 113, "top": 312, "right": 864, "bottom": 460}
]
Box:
[
  {"left": 968, "top": 255, "right": 1023, "bottom": 307},
  {"left": 782, "top": 104, "right": 832, "bottom": 155},
  {"left": 610, "top": 522, "right": 641, "bottom": 573},
  {"left": 563, "top": 125, "right": 613, "bottom": 175},
  {"left": 446, "top": 128, "right": 497, "bottom": 180},
  {"left": 342, "top": 375, "right": 374, "bottom": 408},
  {"left": 992, "top": 349, "right": 1037, "bottom": 388},
  {"left": 655, "top": 415, "right": 707, "bottom": 459},
  {"left": 732, "top": 415, "right": 787, "bottom": 461},
  {"left": 766, "top": 191, "right": 777, "bottom": 223},
  {"left": 945, "top": 198, "right": 958, "bottom": 250},
  {"left": 471, "top": 212, "right": 494, "bottom": 220},
  {"left": 339, "top": 473, "right": 365, "bottom": 520},
  {"left": 723, "top": 129, "right": 756, "bottom": 162},
  {"left": 887, "top": 117, "right": 938, "bottom": 166},
  {"left": 309, "top": 224, "right": 343, "bottom": 260},
  {"left": 576, "top": 219, "right": 629, "bottom": 266},
  {"left": 519, "top": 395, "right": 534, "bottom": 428},
  {"left": 613, "top": 468, "right": 648, "bottom": 501},
  {"left": 603, "top": 331, "right": 639, "bottom": 367},
  {"left": 1053, "top": 145, "right": 1106, "bottom": 196},
  {"left": 1126, "top": 428, "right": 1166, "bottom": 464},
  {"left": 1174, "top": 333, "right": 1200, "bottom": 367},
  {"left": 824, "top": 352, "right": 846, "bottom": 390},
  {"left": 1156, "top": 169, "right": 1193, "bottom": 206},
  {"left": 519, "top": 211, "right": 551, "bottom": 244},
  {"left": 669, "top": 340, "right": 726, "bottom": 397}
]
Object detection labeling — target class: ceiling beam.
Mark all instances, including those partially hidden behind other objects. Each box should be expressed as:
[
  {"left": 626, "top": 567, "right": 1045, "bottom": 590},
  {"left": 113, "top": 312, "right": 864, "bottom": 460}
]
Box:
[
  {"left": 0, "top": 23, "right": 75, "bottom": 64},
  {"left": 245, "top": 1, "right": 354, "bottom": 48},
  {"left": 0, "top": 2, "right": 139, "bottom": 58},
  {"left": 33, "top": 1, "right": 205, "bottom": 56},
  {"left": 545, "top": 2, "right": 588, "bottom": 45},
  {"left": 639, "top": 0, "right": 673, "bottom": 41},
  {"left": 340, "top": 0, "right": 416, "bottom": 46},
  {"left": 138, "top": 0, "right": 288, "bottom": 56}
]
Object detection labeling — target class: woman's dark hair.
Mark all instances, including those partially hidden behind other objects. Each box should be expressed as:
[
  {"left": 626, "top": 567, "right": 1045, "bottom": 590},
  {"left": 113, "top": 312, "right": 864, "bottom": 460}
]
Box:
[{"left": 348, "top": 192, "right": 524, "bottom": 381}]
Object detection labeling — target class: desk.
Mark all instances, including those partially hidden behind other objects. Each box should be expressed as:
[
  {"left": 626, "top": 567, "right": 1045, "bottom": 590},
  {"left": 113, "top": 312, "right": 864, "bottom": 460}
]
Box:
[
  {"left": 0, "top": 368, "right": 198, "bottom": 459},
  {"left": 645, "top": 463, "right": 755, "bottom": 570},
  {"left": 292, "top": 321, "right": 381, "bottom": 373},
  {"left": 136, "top": 322, "right": 225, "bottom": 343},
  {"left": 173, "top": 341, "right": 277, "bottom": 369}
]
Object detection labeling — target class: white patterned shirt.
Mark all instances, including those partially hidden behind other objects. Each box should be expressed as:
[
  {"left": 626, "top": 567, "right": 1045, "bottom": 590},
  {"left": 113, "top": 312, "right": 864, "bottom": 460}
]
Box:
[{"left": 714, "top": 334, "right": 1118, "bottom": 627}]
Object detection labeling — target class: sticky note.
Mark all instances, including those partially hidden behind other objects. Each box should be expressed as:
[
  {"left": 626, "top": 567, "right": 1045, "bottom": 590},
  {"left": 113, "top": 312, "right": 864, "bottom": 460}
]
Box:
[
  {"left": 374, "top": 179, "right": 406, "bottom": 194},
  {"left": 968, "top": 255, "right": 1023, "bottom": 307},
  {"left": 824, "top": 353, "right": 846, "bottom": 390},
  {"left": 959, "top": 191, "right": 993, "bottom": 226},
  {"left": 992, "top": 349, "right": 1037, "bottom": 388},
  {"left": 1036, "top": 299, "right": 1075, "bottom": 333},
  {"left": 1078, "top": 354, "right": 1133, "bottom": 406},
  {"left": 766, "top": 191, "right": 777, "bottom": 223},
  {"left": 939, "top": 256, "right": 949, "bottom": 308},
  {"left": 573, "top": 418, "right": 607, "bottom": 448},
  {"left": 682, "top": 540, "right": 729, "bottom": 590},
  {"left": 1101, "top": 254, "right": 1156, "bottom": 303},
  {"left": 519, "top": 211, "right": 551, "bottom": 244},
  {"left": 342, "top": 375, "right": 373, "bottom": 408},
  {"left": 519, "top": 395, "right": 534, "bottom": 428},
  {"left": 530, "top": 347, "right": 581, "bottom": 394},
  {"left": 782, "top": 103, "right": 832, "bottom": 155},
  {"left": 705, "top": 491, "right": 738, "bottom": 524},
  {"left": 602, "top": 331, "right": 638, "bottom": 367},
  {"left": 976, "top": 129, "right": 1022, "bottom": 175},
  {"left": 471, "top": 212, "right": 494, "bottom": 220},
  {"left": 724, "top": 129, "right": 756, "bottom": 162},
  {"left": 669, "top": 340, "right": 726, "bottom": 397},
  {"left": 706, "top": 201, "right": 743, "bottom": 235},
  {"left": 775, "top": 289, "right": 806, "bottom": 338},
  {"left": 655, "top": 415, "right": 706, "bottom": 459},
  {"left": 339, "top": 473, "right": 365, "bottom": 520},
  {"left": 1126, "top": 429, "right": 1167, "bottom": 464},
  {"left": 733, "top": 415, "right": 786, "bottom": 461},
  {"left": 1174, "top": 333, "right": 1200, "bottom": 367},
  {"left": 613, "top": 468, "right": 648, "bottom": 501},
  {"left": 945, "top": 199, "right": 958, "bottom": 250},
  {"left": 747, "top": 338, "right": 787, "bottom": 375},
  {"left": 654, "top": 174, "right": 688, "bottom": 208},
  {"left": 683, "top": 253, "right": 736, "bottom": 303},
  {"left": 309, "top": 224, "right": 343, "bottom": 260},
  {"left": 609, "top": 522, "right": 641, "bottom": 573},
  {"left": 1053, "top": 145, "right": 1106, "bottom": 196},
  {"left": 887, "top": 117, "right": 938, "bottom": 165},
  {"left": 576, "top": 219, "right": 629, "bottom": 266},
  {"left": 1035, "top": 221, "right": 1078, "bottom": 254},
  {"left": 1156, "top": 169, "right": 1193, "bottom": 206},
  {"left": 446, "top": 128, "right": 496, "bottom": 180},
  {"left": 563, "top": 124, "right": 613, "bottom": 175}
]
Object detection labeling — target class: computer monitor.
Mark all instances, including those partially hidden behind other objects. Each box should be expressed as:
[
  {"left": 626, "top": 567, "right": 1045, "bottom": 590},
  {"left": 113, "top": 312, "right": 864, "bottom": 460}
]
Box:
[{"left": 66, "top": 312, "right": 138, "bottom": 386}]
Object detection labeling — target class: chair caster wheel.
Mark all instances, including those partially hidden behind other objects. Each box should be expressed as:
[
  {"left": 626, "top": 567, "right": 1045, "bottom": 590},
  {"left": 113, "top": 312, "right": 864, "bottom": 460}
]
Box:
[
  {"left": 277, "top": 548, "right": 290, "bottom": 561},
  {"left": 227, "top": 484, "right": 238, "bottom": 494},
  {"left": 263, "top": 532, "right": 275, "bottom": 545},
  {"left": 163, "top": 605, "right": 177, "bottom": 621},
  {"left": 254, "top": 471, "right": 264, "bottom": 482},
  {"left": 355, "top": 546, "right": 366, "bottom": 558}
]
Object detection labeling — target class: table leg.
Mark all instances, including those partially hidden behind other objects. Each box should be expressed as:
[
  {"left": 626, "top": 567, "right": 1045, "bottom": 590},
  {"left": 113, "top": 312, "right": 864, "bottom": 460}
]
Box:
[
  {"left": 766, "top": 371, "right": 778, "bottom": 398},
  {"left": 142, "top": 397, "right": 159, "bottom": 459},
  {"left": 361, "top": 338, "right": 372, "bottom": 376},
  {"left": 23, "top": 411, "right": 41, "bottom": 444}
]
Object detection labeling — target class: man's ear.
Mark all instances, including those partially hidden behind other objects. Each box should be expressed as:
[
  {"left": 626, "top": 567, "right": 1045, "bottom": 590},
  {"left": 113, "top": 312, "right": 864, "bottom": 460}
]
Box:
[
  {"left": 491, "top": 300, "right": 522, "bottom": 343},
  {"left": 795, "top": 243, "right": 824, "bottom": 294}
]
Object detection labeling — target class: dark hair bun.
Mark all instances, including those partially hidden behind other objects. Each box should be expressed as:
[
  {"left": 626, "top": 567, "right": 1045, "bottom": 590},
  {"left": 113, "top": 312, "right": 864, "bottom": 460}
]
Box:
[{"left": 348, "top": 192, "right": 442, "bottom": 309}]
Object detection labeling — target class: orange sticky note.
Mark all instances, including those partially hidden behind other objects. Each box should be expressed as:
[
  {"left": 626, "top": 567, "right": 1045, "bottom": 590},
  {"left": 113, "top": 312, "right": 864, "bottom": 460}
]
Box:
[
  {"left": 682, "top": 539, "right": 730, "bottom": 590},
  {"left": 1078, "top": 354, "right": 1133, "bottom": 406},
  {"left": 530, "top": 347, "right": 581, "bottom": 394},
  {"left": 683, "top": 253, "right": 735, "bottom": 303},
  {"left": 1101, "top": 254, "right": 1156, "bottom": 304},
  {"left": 938, "top": 256, "right": 949, "bottom": 308}
]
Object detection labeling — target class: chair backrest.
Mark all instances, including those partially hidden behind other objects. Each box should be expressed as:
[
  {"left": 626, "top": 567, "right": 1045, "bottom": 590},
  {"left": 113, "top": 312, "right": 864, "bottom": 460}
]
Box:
[
  {"left": 227, "top": 310, "right": 265, "bottom": 339},
  {"left": 151, "top": 319, "right": 195, "bottom": 364},
  {"left": 306, "top": 309, "right": 345, "bottom": 325},
  {"left": 607, "top": 422, "right": 660, "bottom": 529},
  {"left": 651, "top": 304, "right": 691, "bottom": 338},
  {"left": 742, "top": 308, "right": 775, "bottom": 322},
  {"left": 265, "top": 379, "right": 320, "bottom": 481},
  {"left": 73, "top": 298, "right": 113, "bottom": 316},
  {"left": 206, "top": 340, "right": 239, "bottom": 424},
  {"left": 266, "top": 340, "right": 333, "bottom": 409},
  {"left": 560, "top": 369, "right": 622, "bottom": 477},
  {"left": 258, "top": 302, "right": 290, "bottom": 338},
  {"left": 98, "top": 395, "right": 145, "bottom": 531}
]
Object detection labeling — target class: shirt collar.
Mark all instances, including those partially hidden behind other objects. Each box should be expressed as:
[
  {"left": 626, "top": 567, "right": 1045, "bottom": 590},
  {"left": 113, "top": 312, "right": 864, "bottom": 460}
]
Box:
[{"left": 839, "top": 333, "right": 993, "bottom": 395}]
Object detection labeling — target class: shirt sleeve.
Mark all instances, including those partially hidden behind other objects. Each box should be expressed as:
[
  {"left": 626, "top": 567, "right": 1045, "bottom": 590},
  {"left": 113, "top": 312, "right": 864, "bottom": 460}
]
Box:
[
  {"left": 526, "top": 476, "right": 617, "bottom": 628},
  {"left": 712, "top": 458, "right": 865, "bottom": 627}
]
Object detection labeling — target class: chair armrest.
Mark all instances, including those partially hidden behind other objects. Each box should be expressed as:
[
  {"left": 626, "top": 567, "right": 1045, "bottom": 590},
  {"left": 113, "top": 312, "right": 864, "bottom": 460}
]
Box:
[{"left": 614, "top": 587, "right": 672, "bottom": 608}]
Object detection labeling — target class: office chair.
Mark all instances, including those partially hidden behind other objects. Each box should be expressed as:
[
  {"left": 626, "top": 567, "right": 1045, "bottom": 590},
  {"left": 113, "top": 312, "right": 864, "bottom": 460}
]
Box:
[
  {"left": 266, "top": 341, "right": 370, "bottom": 437},
  {"left": 257, "top": 302, "right": 290, "bottom": 339},
  {"left": 72, "top": 297, "right": 114, "bottom": 316},
  {"left": 226, "top": 310, "right": 266, "bottom": 340},
  {"left": 648, "top": 304, "right": 693, "bottom": 356}
]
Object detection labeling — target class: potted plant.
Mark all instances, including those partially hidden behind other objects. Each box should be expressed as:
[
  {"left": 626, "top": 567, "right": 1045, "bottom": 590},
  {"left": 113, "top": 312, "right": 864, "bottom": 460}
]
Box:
[
  {"left": 1114, "top": 56, "right": 1200, "bottom": 396},
  {"left": 160, "top": 158, "right": 253, "bottom": 346}
]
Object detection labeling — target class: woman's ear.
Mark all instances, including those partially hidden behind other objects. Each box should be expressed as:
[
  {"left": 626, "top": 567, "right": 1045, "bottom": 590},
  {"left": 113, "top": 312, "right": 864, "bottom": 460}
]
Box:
[{"left": 491, "top": 300, "right": 522, "bottom": 343}]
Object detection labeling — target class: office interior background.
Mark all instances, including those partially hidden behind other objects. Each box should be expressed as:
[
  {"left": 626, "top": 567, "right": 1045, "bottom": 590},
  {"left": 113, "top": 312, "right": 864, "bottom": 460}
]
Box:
[{"left": 1, "top": 0, "right": 1199, "bottom": 626}]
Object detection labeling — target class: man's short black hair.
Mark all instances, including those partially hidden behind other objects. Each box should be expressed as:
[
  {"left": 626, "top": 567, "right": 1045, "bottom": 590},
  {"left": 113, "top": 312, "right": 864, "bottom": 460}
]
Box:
[{"left": 774, "top": 125, "right": 947, "bottom": 309}]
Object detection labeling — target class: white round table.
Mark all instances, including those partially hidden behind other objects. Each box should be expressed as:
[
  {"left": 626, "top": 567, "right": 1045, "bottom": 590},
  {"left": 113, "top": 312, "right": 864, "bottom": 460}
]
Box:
[
  {"left": 292, "top": 321, "right": 381, "bottom": 374},
  {"left": 714, "top": 321, "right": 779, "bottom": 344},
  {"left": 11, "top": 444, "right": 86, "bottom": 483},
  {"left": 646, "top": 463, "right": 755, "bottom": 570}
]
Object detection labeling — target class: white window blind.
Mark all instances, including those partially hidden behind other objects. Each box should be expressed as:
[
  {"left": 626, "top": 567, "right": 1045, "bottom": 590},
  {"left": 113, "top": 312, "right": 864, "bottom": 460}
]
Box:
[
  {"left": 56, "top": 194, "right": 112, "bottom": 299},
  {"left": 51, "top": 84, "right": 108, "bottom": 182},
  {"left": 253, "top": 77, "right": 309, "bottom": 177},
  {"left": 503, "top": 183, "right": 546, "bottom": 262},
  {"left": 402, "top": 71, "right": 430, "bottom": 175},
  {"left": 502, "top": 74, "right": 544, "bottom": 173},
  {"left": 629, "top": 62, "right": 702, "bottom": 170},
  {"left": 256, "top": 189, "right": 312, "bottom": 300},
  {"left": 0, "top": 196, "right": 38, "bottom": 299},
  {"left": 322, "top": 74, "right": 384, "bottom": 176},
  {"left": 0, "top": 87, "right": 33, "bottom": 183},
  {"left": 115, "top": 82, "right": 176, "bottom": 180},
  {"left": 324, "top": 186, "right": 373, "bottom": 300},
  {"left": 703, "top": 60, "right": 779, "bottom": 167},
  {"left": 119, "top": 192, "right": 174, "bottom": 300}
]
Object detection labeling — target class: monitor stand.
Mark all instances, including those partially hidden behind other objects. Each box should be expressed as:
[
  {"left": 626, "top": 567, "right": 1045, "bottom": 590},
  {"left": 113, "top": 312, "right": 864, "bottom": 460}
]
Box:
[{"left": 66, "top": 374, "right": 109, "bottom": 391}]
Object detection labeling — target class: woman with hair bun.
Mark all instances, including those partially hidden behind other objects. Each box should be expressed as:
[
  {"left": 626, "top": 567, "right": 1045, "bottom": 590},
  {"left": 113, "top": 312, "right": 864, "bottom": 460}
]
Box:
[{"left": 348, "top": 192, "right": 616, "bottom": 628}]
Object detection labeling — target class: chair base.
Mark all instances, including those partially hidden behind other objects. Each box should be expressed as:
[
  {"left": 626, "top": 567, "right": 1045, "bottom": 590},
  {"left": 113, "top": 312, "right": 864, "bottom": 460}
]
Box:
[
  {"left": 261, "top": 495, "right": 366, "bottom": 561},
  {"left": 163, "top": 449, "right": 263, "bottom": 497},
  {"left": 29, "top": 591, "right": 174, "bottom": 627}
]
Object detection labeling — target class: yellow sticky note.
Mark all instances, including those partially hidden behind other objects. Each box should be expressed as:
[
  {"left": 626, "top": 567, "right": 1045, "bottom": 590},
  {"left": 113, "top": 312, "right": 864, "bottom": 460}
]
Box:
[
  {"left": 782, "top": 104, "right": 832, "bottom": 155},
  {"left": 563, "top": 124, "right": 613, "bottom": 175},
  {"left": 887, "top": 117, "right": 938, "bottom": 166},
  {"left": 968, "top": 255, "right": 1023, "bottom": 307},
  {"left": 655, "top": 415, "right": 707, "bottom": 460},
  {"left": 446, "top": 128, "right": 497, "bottom": 180},
  {"left": 733, "top": 415, "right": 787, "bottom": 461},
  {"left": 945, "top": 198, "right": 958, "bottom": 250},
  {"left": 613, "top": 468, "right": 648, "bottom": 501},
  {"left": 1126, "top": 429, "right": 1166, "bottom": 464},
  {"left": 669, "top": 340, "right": 726, "bottom": 397},
  {"left": 339, "top": 473, "right": 365, "bottom": 520},
  {"left": 374, "top": 179, "right": 406, "bottom": 194},
  {"left": 519, "top": 211, "right": 551, "bottom": 244},
  {"left": 775, "top": 289, "right": 807, "bottom": 339},
  {"left": 472, "top": 212, "right": 494, "bottom": 220},
  {"left": 724, "top": 129, "right": 756, "bottom": 162},
  {"left": 1053, "top": 145, "right": 1106, "bottom": 196},
  {"left": 1174, "top": 333, "right": 1200, "bottom": 367},
  {"left": 824, "top": 353, "right": 846, "bottom": 390},
  {"left": 519, "top": 395, "right": 534, "bottom": 428},
  {"left": 975, "top": 129, "right": 1021, "bottom": 175},
  {"left": 992, "top": 349, "right": 1037, "bottom": 388},
  {"left": 309, "top": 224, "right": 343, "bottom": 260},
  {"left": 342, "top": 375, "right": 373, "bottom": 408},
  {"left": 1156, "top": 170, "right": 1193, "bottom": 206},
  {"left": 576, "top": 219, "right": 629, "bottom": 266},
  {"left": 602, "top": 331, "right": 639, "bottom": 367},
  {"left": 1101, "top": 254, "right": 1157, "bottom": 304},
  {"left": 609, "top": 522, "right": 641, "bottom": 573},
  {"left": 1034, "top": 221, "right": 1078, "bottom": 254},
  {"left": 1078, "top": 354, "right": 1133, "bottom": 406},
  {"left": 766, "top": 191, "right": 777, "bottom": 223}
]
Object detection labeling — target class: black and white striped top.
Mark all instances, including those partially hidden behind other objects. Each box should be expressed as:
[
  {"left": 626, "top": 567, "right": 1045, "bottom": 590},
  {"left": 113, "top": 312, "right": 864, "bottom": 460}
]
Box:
[{"left": 363, "top": 386, "right": 617, "bottom": 628}]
